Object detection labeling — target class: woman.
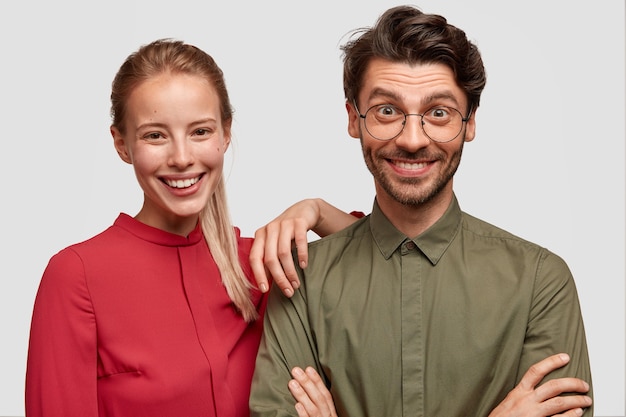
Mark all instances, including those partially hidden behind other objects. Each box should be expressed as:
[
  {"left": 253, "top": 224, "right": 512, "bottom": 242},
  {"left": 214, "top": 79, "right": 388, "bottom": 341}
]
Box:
[{"left": 24, "top": 38, "right": 348, "bottom": 417}]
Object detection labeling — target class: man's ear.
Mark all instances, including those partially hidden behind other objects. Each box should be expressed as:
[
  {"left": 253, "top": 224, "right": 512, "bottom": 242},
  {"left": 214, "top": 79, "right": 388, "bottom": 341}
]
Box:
[
  {"left": 464, "top": 109, "right": 477, "bottom": 143},
  {"left": 111, "top": 126, "right": 132, "bottom": 164},
  {"left": 346, "top": 101, "right": 361, "bottom": 139}
]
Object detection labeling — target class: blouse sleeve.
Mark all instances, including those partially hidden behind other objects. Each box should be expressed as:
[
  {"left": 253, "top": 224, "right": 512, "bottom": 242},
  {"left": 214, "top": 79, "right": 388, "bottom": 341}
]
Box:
[
  {"left": 350, "top": 211, "right": 366, "bottom": 218},
  {"left": 26, "top": 248, "right": 99, "bottom": 416}
]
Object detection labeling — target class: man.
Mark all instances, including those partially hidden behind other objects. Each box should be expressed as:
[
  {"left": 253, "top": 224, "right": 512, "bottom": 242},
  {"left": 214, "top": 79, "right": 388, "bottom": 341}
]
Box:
[{"left": 250, "top": 5, "right": 593, "bottom": 416}]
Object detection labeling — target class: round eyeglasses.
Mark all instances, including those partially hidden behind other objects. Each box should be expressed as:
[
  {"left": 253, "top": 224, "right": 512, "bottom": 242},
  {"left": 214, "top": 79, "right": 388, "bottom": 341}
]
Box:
[{"left": 355, "top": 102, "right": 471, "bottom": 143}]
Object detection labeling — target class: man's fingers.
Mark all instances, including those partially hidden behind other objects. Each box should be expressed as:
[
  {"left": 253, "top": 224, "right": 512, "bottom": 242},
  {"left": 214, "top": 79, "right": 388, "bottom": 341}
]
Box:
[
  {"left": 554, "top": 408, "right": 585, "bottom": 417},
  {"left": 535, "top": 377, "right": 590, "bottom": 401},
  {"left": 541, "top": 394, "right": 592, "bottom": 416},
  {"left": 289, "top": 378, "right": 313, "bottom": 417},
  {"left": 304, "top": 367, "right": 333, "bottom": 403},
  {"left": 290, "top": 367, "right": 333, "bottom": 416},
  {"left": 291, "top": 367, "right": 325, "bottom": 405},
  {"left": 518, "top": 353, "right": 570, "bottom": 390}
]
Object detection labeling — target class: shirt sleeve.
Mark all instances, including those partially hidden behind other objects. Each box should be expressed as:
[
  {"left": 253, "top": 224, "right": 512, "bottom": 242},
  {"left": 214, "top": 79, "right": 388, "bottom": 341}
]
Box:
[
  {"left": 518, "top": 249, "right": 594, "bottom": 416},
  {"left": 26, "top": 248, "right": 99, "bottom": 416},
  {"left": 249, "top": 276, "right": 323, "bottom": 417}
]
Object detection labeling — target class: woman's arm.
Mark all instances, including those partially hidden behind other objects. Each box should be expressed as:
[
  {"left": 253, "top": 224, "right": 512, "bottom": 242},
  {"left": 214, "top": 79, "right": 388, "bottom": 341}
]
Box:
[{"left": 26, "top": 249, "right": 98, "bottom": 417}]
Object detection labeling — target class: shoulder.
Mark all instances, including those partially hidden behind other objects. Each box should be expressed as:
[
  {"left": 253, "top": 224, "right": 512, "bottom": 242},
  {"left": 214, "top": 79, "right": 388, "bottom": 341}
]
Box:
[
  {"left": 460, "top": 212, "right": 543, "bottom": 250},
  {"left": 62, "top": 219, "right": 130, "bottom": 255},
  {"left": 40, "top": 217, "right": 128, "bottom": 283},
  {"left": 312, "top": 215, "right": 370, "bottom": 246},
  {"left": 38, "top": 244, "right": 101, "bottom": 307},
  {"left": 460, "top": 212, "right": 572, "bottom": 278},
  {"left": 49, "top": 220, "right": 118, "bottom": 260},
  {"left": 304, "top": 215, "right": 371, "bottom": 264},
  {"left": 234, "top": 226, "right": 254, "bottom": 260},
  {"left": 233, "top": 226, "right": 258, "bottom": 282}
]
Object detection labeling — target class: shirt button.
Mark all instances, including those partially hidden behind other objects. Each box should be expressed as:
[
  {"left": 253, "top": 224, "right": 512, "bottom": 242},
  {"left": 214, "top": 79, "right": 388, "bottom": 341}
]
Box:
[{"left": 405, "top": 241, "right": 416, "bottom": 250}]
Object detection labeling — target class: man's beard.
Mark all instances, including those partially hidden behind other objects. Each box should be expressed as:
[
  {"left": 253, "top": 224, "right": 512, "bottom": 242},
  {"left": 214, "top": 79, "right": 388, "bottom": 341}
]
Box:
[{"left": 362, "top": 141, "right": 464, "bottom": 207}]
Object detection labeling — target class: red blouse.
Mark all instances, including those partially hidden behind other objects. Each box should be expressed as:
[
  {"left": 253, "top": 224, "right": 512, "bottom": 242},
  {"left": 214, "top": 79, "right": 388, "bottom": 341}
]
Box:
[{"left": 26, "top": 214, "right": 267, "bottom": 417}]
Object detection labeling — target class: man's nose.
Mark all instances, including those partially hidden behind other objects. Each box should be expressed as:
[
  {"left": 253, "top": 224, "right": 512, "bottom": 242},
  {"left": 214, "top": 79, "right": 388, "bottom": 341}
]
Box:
[{"left": 394, "top": 114, "right": 431, "bottom": 151}]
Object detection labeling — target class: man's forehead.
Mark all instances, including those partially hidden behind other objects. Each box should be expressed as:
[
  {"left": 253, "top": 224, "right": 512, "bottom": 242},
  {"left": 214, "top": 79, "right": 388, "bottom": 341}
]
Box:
[{"left": 360, "top": 61, "right": 464, "bottom": 107}]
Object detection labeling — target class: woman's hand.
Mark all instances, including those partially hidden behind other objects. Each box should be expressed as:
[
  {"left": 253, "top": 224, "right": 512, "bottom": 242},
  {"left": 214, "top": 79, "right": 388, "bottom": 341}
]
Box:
[{"left": 250, "top": 199, "right": 357, "bottom": 297}]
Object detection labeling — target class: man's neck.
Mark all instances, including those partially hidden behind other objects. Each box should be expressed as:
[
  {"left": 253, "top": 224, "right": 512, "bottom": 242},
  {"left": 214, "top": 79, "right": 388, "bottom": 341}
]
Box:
[{"left": 375, "top": 188, "right": 453, "bottom": 238}]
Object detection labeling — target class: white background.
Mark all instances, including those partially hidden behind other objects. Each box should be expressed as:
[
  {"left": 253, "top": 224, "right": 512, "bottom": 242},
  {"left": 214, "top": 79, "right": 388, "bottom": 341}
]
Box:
[{"left": 0, "top": 1, "right": 623, "bottom": 415}]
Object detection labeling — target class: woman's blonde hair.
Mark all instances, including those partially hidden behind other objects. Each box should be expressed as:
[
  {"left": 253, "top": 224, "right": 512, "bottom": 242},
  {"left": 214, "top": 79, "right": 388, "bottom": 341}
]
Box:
[{"left": 110, "top": 39, "right": 258, "bottom": 322}]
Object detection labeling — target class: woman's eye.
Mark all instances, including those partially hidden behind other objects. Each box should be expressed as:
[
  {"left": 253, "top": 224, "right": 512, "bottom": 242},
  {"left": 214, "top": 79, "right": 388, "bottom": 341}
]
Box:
[
  {"left": 144, "top": 132, "right": 163, "bottom": 140},
  {"left": 194, "top": 128, "right": 214, "bottom": 137}
]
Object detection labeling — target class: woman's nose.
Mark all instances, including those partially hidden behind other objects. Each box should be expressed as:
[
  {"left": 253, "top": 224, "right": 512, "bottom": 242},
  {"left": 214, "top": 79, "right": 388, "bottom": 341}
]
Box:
[{"left": 168, "top": 139, "right": 194, "bottom": 168}]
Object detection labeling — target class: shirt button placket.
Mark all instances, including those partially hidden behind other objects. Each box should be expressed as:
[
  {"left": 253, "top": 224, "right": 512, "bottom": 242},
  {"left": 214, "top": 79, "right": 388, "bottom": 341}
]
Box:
[{"left": 400, "top": 239, "right": 423, "bottom": 416}]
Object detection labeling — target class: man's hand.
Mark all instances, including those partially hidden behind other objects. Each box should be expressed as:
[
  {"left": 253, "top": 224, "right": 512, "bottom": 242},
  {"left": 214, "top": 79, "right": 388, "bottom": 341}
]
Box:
[
  {"left": 289, "top": 367, "right": 338, "bottom": 417},
  {"left": 488, "top": 353, "right": 592, "bottom": 417}
]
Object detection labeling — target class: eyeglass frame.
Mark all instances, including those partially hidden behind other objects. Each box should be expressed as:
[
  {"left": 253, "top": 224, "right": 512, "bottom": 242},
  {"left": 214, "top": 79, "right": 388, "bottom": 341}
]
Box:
[{"left": 353, "top": 100, "right": 473, "bottom": 143}]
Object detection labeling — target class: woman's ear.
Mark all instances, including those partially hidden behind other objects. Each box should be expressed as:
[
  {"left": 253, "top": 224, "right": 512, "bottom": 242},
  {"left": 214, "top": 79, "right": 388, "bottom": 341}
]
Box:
[
  {"left": 222, "top": 120, "right": 232, "bottom": 153},
  {"left": 111, "top": 126, "right": 132, "bottom": 164}
]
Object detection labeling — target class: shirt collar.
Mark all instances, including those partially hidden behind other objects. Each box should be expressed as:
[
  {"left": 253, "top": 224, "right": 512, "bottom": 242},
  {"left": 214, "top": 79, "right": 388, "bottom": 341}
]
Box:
[{"left": 370, "top": 195, "right": 462, "bottom": 265}]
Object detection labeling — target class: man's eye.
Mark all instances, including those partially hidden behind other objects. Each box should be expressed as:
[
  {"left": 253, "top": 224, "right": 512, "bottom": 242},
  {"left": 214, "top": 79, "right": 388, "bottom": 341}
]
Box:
[
  {"left": 376, "top": 105, "right": 400, "bottom": 117},
  {"left": 428, "top": 107, "right": 450, "bottom": 118}
]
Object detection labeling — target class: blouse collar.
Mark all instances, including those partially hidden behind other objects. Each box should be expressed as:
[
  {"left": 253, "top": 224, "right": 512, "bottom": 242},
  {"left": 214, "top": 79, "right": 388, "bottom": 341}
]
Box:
[{"left": 114, "top": 213, "right": 204, "bottom": 247}]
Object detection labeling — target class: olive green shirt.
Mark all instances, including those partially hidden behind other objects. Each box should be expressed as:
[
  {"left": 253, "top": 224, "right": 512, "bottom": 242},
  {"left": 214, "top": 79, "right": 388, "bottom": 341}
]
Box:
[{"left": 250, "top": 196, "right": 593, "bottom": 417}]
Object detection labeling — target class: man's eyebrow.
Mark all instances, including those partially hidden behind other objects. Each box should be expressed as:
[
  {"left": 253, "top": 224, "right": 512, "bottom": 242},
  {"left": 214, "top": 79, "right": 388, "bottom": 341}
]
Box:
[
  {"left": 421, "top": 92, "right": 461, "bottom": 107},
  {"left": 366, "top": 88, "right": 462, "bottom": 108},
  {"left": 367, "top": 88, "right": 401, "bottom": 102}
]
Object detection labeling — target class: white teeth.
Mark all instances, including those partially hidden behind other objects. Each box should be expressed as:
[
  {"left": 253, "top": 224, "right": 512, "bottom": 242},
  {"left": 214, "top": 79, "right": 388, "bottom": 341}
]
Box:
[
  {"left": 396, "top": 161, "right": 427, "bottom": 170},
  {"left": 164, "top": 176, "right": 200, "bottom": 189}
]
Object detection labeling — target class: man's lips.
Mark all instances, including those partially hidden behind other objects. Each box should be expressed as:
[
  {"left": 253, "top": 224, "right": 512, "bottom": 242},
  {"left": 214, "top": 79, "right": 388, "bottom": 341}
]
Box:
[{"left": 392, "top": 160, "right": 430, "bottom": 170}]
